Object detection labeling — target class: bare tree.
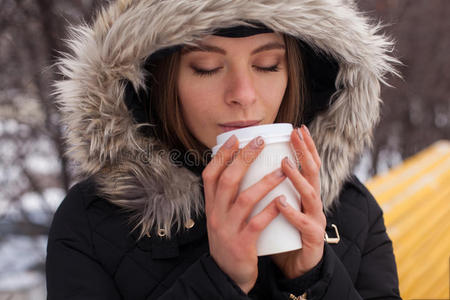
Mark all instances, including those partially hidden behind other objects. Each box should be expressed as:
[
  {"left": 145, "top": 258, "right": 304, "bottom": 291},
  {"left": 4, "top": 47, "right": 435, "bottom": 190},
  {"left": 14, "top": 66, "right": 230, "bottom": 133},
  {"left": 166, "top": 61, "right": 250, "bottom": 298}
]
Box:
[
  {"left": 0, "top": 0, "right": 102, "bottom": 237},
  {"left": 357, "top": 0, "right": 450, "bottom": 176}
]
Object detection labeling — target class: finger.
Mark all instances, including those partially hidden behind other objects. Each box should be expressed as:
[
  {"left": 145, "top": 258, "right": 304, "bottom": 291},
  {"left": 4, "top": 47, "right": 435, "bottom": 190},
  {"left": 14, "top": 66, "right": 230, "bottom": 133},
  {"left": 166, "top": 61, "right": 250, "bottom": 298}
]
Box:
[
  {"left": 229, "top": 167, "right": 286, "bottom": 227},
  {"left": 243, "top": 199, "right": 280, "bottom": 244},
  {"left": 275, "top": 195, "right": 325, "bottom": 245},
  {"left": 290, "top": 128, "right": 321, "bottom": 193},
  {"left": 202, "top": 134, "right": 239, "bottom": 214},
  {"left": 214, "top": 136, "right": 265, "bottom": 212},
  {"left": 281, "top": 157, "right": 323, "bottom": 216},
  {"left": 291, "top": 128, "right": 319, "bottom": 177},
  {"left": 301, "top": 125, "right": 321, "bottom": 168}
]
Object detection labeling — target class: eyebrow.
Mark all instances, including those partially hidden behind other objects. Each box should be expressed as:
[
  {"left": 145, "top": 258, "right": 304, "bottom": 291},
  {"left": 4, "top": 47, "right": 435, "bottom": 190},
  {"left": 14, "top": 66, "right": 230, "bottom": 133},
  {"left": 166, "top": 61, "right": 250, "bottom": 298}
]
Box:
[{"left": 181, "top": 41, "right": 285, "bottom": 55}]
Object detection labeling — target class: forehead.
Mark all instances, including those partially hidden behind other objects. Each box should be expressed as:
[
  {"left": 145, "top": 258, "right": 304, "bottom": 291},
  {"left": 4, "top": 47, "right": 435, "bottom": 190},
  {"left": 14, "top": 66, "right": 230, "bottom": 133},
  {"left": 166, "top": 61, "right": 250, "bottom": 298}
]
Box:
[{"left": 182, "top": 33, "right": 285, "bottom": 55}]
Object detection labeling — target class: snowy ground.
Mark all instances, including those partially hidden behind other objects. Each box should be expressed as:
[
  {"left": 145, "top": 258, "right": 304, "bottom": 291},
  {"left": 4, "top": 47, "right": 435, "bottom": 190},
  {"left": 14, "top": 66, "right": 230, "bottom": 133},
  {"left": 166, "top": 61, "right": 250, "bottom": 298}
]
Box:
[
  {"left": 0, "top": 186, "right": 64, "bottom": 299},
  {"left": 0, "top": 236, "right": 47, "bottom": 299}
]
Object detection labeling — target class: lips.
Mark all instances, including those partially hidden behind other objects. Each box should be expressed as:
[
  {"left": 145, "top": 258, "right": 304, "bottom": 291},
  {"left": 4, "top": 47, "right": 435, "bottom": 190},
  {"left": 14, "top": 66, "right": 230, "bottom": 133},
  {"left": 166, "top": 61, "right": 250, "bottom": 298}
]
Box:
[{"left": 219, "top": 120, "right": 261, "bottom": 132}]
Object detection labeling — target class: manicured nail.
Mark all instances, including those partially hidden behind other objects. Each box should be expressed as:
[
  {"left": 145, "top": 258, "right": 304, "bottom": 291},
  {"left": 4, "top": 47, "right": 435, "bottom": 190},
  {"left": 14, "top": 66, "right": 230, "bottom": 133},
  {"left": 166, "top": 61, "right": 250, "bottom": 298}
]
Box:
[
  {"left": 274, "top": 168, "right": 285, "bottom": 178},
  {"left": 224, "top": 135, "right": 237, "bottom": 149},
  {"left": 278, "top": 195, "right": 287, "bottom": 207},
  {"left": 250, "top": 136, "right": 264, "bottom": 149},
  {"left": 302, "top": 124, "right": 311, "bottom": 136},
  {"left": 297, "top": 127, "right": 303, "bottom": 141},
  {"left": 284, "top": 156, "right": 296, "bottom": 169}
]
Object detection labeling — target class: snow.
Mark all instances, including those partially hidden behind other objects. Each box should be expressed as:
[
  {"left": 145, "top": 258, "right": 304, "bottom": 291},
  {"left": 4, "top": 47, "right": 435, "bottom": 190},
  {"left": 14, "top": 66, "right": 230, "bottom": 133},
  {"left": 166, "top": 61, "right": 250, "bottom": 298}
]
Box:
[
  {"left": 43, "top": 188, "right": 65, "bottom": 212},
  {"left": 354, "top": 149, "right": 373, "bottom": 183},
  {"left": 1, "top": 187, "right": 64, "bottom": 224},
  {"left": 377, "top": 148, "right": 403, "bottom": 175},
  {"left": 20, "top": 194, "right": 51, "bottom": 225},
  {"left": 2, "top": 119, "right": 19, "bottom": 134},
  {"left": 0, "top": 272, "right": 44, "bottom": 292},
  {"left": 25, "top": 154, "right": 61, "bottom": 175},
  {"left": 0, "top": 235, "right": 47, "bottom": 296},
  {"left": 0, "top": 139, "right": 17, "bottom": 162},
  {"left": 0, "top": 235, "right": 47, "bottom": 276}
]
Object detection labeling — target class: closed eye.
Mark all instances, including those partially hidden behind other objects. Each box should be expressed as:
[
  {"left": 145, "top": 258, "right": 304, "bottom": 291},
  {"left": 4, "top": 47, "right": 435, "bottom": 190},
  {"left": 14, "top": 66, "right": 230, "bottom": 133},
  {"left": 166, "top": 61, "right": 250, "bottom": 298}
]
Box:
[
  {"left": 255, "top": 65, "right": 279, "bottom": 73},
  {"left": 192, "top": 64, "right": 280, "bottom": 77},
  {"left": 192, "top": 66, "right": 222, "bottom": 77}
]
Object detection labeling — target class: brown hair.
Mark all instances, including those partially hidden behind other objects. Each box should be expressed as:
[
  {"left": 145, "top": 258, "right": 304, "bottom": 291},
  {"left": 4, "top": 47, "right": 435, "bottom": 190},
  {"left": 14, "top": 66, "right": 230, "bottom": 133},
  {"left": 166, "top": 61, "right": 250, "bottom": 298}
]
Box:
[{"left": 146, "top": 34, "right": 306, "bottom": 165}]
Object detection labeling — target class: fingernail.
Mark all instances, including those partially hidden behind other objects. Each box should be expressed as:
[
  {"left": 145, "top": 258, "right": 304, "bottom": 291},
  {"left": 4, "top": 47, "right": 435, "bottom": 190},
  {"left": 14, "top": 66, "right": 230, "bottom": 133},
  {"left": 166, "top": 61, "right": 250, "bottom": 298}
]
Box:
[
  {"left": 274, "top": 168, "right": 285, "bottom": 178},
  {"left": 224, "top": 135, "right": 237, "bottom": 149},
  {"left": 302, "top": 124, "right": 311, "bottom": 136},
  {"left": 278, "top": 195, "right": 287, "bottom": 207},
  {"left": 284, "top": 156, "right": 296, "bottom": 169},
  {"left": 250, "top": 136, "right": 264, "bottom": 149},
  {"left": 297, "top": 127, "right": 303, "bottom": 141}
]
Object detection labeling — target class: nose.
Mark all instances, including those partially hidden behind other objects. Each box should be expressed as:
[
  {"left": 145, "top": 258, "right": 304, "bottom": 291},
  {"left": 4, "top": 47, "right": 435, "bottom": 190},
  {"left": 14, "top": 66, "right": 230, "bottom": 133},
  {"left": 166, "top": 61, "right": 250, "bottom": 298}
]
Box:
[{"left": 224, "top": 68, "right": 257, "bottom": 107}]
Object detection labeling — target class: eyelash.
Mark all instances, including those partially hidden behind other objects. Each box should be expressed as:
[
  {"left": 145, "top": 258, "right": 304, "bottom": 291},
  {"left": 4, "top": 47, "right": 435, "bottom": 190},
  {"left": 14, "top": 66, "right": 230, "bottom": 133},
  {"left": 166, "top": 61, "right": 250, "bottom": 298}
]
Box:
[{"left": 192, "top": 65, "right": 280, "bottom": 77}]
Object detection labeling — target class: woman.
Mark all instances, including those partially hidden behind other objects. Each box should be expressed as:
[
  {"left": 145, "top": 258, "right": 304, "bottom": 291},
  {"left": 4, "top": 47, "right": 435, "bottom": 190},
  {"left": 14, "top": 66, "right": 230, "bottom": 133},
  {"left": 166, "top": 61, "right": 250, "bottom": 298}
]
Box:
[{"left": 46, "top": 0, "right": 401, "bottom": 299}]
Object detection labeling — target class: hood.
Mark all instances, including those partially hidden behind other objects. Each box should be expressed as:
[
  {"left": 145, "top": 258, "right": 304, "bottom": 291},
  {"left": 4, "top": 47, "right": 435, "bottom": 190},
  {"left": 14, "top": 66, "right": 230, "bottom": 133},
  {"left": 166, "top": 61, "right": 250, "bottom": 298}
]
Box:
[{"left": 55, "top": 0, "right": 398, "bottom": 238}]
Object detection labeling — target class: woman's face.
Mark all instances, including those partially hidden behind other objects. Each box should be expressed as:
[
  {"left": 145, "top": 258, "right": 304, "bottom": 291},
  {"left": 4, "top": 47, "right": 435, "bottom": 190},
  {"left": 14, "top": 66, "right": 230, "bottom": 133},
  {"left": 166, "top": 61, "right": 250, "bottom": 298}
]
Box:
[{"left": 177, "top": 33, "right": 288, "bottom": 149}]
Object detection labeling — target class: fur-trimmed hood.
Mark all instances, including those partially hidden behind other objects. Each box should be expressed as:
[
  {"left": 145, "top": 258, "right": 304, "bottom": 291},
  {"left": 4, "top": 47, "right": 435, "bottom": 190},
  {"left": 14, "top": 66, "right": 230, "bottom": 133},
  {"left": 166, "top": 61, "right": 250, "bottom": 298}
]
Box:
[{"left": 55, "top": 0, "right": 398, "bottom": 238}]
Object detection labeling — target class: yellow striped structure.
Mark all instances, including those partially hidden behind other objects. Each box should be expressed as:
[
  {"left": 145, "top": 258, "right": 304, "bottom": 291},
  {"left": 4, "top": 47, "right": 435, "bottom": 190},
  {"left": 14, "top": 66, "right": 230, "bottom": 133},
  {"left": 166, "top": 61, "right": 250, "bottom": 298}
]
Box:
[{"left": 365, "top": 140, "right": 450, "bottom": 299}]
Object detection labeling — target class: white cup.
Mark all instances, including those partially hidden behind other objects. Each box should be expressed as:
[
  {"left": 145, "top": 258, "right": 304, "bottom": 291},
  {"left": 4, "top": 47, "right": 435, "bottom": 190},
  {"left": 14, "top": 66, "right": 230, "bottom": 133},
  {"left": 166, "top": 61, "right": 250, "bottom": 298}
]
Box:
[{"left": 212, "top": 123, "right": 302, "bottom": 256}]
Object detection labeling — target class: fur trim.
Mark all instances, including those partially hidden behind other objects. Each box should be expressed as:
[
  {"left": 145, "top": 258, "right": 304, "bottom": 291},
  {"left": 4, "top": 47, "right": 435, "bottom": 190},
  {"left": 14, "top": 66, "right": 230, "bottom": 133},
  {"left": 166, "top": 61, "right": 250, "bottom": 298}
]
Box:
[{"left": 54, "top": 0, "right": 398, "bottom": 238}]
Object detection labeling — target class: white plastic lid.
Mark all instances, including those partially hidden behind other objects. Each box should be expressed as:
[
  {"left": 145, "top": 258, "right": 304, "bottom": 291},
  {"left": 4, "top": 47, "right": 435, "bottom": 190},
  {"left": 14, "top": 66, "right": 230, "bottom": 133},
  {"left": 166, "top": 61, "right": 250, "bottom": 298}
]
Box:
[{"left": 211, "top": 123, "right": 293, "bottom": 156}]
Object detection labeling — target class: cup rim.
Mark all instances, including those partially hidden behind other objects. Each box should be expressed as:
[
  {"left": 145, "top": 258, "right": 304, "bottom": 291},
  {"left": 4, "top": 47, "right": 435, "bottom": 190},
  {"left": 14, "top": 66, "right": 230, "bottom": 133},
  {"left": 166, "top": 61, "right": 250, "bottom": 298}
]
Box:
[{"left": 212, "top": 123, "right": 293, "bottom": 156}]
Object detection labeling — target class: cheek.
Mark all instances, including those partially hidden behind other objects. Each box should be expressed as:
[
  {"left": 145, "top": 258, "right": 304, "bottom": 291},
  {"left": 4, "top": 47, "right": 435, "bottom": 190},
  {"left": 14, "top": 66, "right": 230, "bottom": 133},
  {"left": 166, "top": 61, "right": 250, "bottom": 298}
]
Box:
[
  {"left": 178, "top": 79, "right": 215, "bottom": 121},
  {"left": 257, "top": 72, "right": 288, "bottom": 116},
  {"left": 177, "top": 74, "right": 220, "bottom": 147}
]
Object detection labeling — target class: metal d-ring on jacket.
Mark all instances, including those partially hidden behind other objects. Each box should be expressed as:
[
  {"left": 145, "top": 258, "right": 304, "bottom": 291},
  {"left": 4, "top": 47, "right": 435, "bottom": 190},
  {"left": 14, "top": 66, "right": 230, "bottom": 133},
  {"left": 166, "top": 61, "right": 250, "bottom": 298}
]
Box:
[{"left": 46, "top": 0, "right": 402, "bottom": 299}]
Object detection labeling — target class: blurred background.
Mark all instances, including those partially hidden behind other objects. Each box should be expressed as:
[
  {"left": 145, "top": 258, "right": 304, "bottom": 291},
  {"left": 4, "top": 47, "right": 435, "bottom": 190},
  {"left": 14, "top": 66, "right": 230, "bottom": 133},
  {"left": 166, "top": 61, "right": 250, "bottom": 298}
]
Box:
[{"left": 0, "top": 0, "right": 449, "bottom": 299}]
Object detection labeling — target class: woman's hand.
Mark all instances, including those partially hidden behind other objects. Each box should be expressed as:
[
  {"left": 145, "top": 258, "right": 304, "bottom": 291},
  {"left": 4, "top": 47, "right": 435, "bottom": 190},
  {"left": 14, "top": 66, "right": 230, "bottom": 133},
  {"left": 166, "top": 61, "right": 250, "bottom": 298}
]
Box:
[
  {"left": 202, "top": 135, "right": 286, "bottom": 294},
  {"left": 271, "top": 125, "right": 326, "bottom": 279}
]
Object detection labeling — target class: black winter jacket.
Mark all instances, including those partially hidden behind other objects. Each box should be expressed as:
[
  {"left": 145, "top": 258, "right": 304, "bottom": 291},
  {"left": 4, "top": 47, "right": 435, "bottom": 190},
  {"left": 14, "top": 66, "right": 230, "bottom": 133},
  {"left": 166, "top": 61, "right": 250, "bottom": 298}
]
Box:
[{"left": 46, "top": 175, "right": 400, "bottom": 299}]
